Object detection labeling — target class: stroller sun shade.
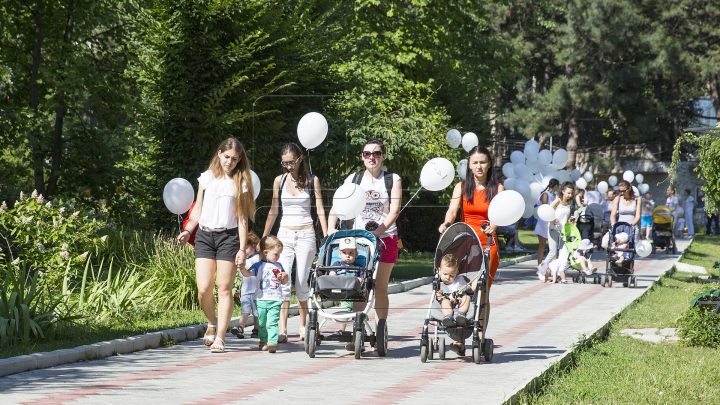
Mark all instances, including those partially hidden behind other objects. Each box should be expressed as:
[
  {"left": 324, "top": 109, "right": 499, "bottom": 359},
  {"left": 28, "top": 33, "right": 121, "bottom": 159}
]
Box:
[{"left": 433, "top": 223, "right": 484, "bottom": 276}]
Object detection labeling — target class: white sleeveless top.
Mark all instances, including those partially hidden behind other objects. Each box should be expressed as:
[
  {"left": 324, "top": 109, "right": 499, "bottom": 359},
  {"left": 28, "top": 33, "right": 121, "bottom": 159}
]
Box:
[
  {"left": 197, "top": 170, "right": 247, "bottom": 229},
  {"left": 279, "top": 174, "right": 313, "bottom": 227}
]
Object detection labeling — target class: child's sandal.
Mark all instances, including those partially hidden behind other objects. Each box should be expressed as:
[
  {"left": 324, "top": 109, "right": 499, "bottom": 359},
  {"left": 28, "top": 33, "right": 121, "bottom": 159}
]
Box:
[{"left": 231, "top": 325, "right": 244, "bottom": 339}]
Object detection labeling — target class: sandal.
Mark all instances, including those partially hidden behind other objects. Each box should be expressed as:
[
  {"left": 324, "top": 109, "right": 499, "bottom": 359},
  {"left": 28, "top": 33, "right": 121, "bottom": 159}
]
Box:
[
  {"left": 210, "top": 338, "right": 225, "bottom": 353},
  {"left": 203, "top": 324, "right": 217, "bottom": 346},
  {"left": 251, "top": 328, "right": 259, "bottom": 338},
  {"left": 448, "top": 342, "right": 466, "bottom": 356},
  {"left": 231, "top": 326, "right": 244, "bottom": 339},
  {"left": 299, "top": 327, "right": 306, "bottom": 341},
  {"left": 442, "top": 315, "right": 456, "bottom": 327},
  {"left": 278, "top": 333, "right": 288, "bottom": 343}
]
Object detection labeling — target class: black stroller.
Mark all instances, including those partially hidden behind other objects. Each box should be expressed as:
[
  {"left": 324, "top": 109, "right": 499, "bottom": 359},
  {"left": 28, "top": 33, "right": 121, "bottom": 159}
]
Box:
[
  {"left": 603, "top": 222, "right": 637, "bottom": 288},
  {"left": 419, "top": 222, "right": 493, "bottom": 364}
]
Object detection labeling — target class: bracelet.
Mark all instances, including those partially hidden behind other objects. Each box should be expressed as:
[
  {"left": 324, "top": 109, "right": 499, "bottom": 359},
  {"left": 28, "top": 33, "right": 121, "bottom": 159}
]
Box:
[{"left": 181, "top": 229, "right": 190, "bottom": 235}]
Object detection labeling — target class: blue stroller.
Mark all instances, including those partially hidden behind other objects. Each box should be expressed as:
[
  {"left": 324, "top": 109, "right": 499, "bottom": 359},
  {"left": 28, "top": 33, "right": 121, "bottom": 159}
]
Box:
[
  {"left": 419, "top": 222, "right": 493, "bottom": 364},
  {"left": 305, "top": 229, "right": 385, "bottom": 359},
  {"left": 603, "top": 222, "right": 637, "bottom": 288}
]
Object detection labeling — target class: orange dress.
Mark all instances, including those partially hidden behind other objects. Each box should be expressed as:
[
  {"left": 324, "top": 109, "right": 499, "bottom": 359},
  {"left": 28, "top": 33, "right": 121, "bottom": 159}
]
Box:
[{"left": 461, "top": 187, "right": 500, "bottom": 288}]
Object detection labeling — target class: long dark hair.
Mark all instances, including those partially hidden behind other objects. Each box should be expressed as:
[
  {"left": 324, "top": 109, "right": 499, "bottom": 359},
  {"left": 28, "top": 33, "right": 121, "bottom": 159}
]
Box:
[
  {"left": 558, "top": 181, "right": 575, "bottom": 203},
  {"left": 543, "top": 178, "right": 560, "bottom": 193},
  {"left": 462, "top": 146, "right": 498, "bottom": 203},
  {"left": 280, "top": 142, "right": 310, "bottom": 189}
]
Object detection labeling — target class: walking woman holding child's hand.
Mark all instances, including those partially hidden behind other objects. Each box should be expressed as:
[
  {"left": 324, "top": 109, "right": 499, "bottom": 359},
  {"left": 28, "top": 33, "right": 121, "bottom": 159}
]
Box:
[{"left": 178, "top": 138, "right": 255, "bottom": 353}]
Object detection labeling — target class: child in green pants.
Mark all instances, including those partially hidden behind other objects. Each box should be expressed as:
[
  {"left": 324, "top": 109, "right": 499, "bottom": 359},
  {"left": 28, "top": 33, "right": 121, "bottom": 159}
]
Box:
[{"left": 240, "top": 235, "right": 288, "bottom": 353}]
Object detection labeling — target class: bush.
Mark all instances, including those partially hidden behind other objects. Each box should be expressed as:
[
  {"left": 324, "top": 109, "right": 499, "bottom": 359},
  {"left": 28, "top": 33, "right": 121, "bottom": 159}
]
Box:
[
  {"left": 136, "top": 233, "right": 198, "bottom": 310},
  {"left": 0, "top": 191, "right": 109, "bottom": 292},
  {"left": 678, "top": 283, "right": 720, "bottom": 348}
]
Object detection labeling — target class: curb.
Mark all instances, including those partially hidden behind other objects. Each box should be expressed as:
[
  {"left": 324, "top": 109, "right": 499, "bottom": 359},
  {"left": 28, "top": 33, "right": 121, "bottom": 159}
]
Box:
[
  {"left": 498, "top": 253, "right": 537, "bottom": 268},
  {"left": 502, "top": 243, "right": 689, "bottom": 404},
  {"left": 0, "top": 274, "right": 436, "bottom": 378}
]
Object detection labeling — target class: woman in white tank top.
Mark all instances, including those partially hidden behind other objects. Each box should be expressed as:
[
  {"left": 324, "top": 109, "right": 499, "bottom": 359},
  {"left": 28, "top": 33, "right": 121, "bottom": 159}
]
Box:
[
  {"left": 534, "top": 179, "right": 559, "bottom": 265},
  {"left": 263, "top": 143, "right": 328, "bottom": 342}
]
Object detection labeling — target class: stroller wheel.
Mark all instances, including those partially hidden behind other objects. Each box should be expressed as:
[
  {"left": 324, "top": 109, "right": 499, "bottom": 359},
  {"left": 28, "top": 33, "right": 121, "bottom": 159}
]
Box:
[
  {"left": 439, "top": 337, "right": 446, "bottom": 360},
  {"left": 607, "top": 276, "right": 613, "bottom": 288},
  {"left": 483, "top": 338, "right": 494, "bottom": 362},
  {"left": 353, "top": 330, "right": 363, "bottom": 359},
  {"left": 473, "top": 346, "right": 481, "bottom": 364},
  {"left": 304, "top": 326, "right": 310, "bottom": 354},
  {"left": 377, "top": 319, "right": 388, "bottom": 357},
  {"left": 307, "top": 329, "right": 317, "bottom": 358},
  {"left": 600, "top": 275, "right": 606, "bottom": 287},
  {"left": 420, "top": 342, "right": 428, "bottom": 363}
]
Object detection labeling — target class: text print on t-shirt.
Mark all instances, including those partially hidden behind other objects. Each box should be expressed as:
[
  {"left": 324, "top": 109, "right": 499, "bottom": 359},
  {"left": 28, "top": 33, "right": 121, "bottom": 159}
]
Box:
[
  {"left": 261, "top": 268, "right": 282, "bottom": 290},
  {"left": 363, "top": 190, "right": 385, "bottom": 230}
]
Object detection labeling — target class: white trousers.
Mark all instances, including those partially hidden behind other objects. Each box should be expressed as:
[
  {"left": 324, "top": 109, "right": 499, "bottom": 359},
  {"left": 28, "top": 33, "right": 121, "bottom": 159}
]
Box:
[{"left": 277, "top": 228, "right": 317, "bottom": 302}]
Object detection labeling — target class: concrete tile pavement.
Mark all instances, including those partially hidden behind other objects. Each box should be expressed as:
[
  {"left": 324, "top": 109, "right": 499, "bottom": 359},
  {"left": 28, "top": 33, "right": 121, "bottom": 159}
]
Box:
[{"left": 0, "top": 240, "right": 688, "bottom": 405}]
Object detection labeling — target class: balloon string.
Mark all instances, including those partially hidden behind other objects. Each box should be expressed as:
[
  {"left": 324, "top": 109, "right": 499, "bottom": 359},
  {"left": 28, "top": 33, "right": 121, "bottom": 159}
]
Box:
[
  {"left": 306, "top": 149, "right": 313, "bottom": 174},
  {"left": 399, "top": 187, "right": 423, "bottom": 215},
  {"left": 178, "top": 214, "right": 183, "bottom": 232}
]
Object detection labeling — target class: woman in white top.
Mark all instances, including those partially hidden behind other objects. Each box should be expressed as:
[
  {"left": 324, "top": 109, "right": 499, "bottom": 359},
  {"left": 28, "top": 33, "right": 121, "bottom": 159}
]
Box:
[
  {"left": 666, "top": 186, "right": 679, "bottom": 234},
  {"left": 178, "top": 138, "right": 255, "bottom": 353},
  {"left": 683, "top": 188, "right": 696, "bottom": 236},
  {"left": 538, "top": 181, "right": 574, "bottom": 282},
  {"left": 263, "top": 143, "right": 328, "bottom": 343},
  {"left": 534, "top": 179, "right": 559, "bottom": 265},
  {"left": 611, "top": 180, "right": 642, "bottom": 243},
  {"left": 328, "top": 138, "right": 402, "bottom": 350}
]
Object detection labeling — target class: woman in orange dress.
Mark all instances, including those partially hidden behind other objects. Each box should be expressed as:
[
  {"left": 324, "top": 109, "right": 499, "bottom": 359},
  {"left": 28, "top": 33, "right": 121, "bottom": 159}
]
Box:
[{"left": 438, "top": 145, "right": 504, "bottom": 355}]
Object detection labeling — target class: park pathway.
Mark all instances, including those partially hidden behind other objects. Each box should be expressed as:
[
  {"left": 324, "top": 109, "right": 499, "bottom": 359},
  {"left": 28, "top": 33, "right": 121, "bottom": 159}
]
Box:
[{"left": 0, "top": 239, "right": 689, "bottom": 405}]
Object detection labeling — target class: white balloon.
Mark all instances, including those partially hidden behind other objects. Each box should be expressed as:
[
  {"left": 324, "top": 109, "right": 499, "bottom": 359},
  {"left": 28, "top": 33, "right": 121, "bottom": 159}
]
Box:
[
  {"left": 510, "top": 150, "right": 526, "bottom": 165},
  {"left": 163, "top": 178, "right": 195, "bottom": 215},
  {"left": 522, "top": 202, "right": 535, "bottom": 219},
  {"left": 514, "top": 180, "right": 531, "bottom": 199},
  {"left": 639, "top": 183, "right": 650, "bottom": 194},
  {"left": 608, "top": 175, "right": 618, "bottom": 186},
  {"left": 249, "top": 170, "right": 261, "bottom": 200},
  {"left": 503, "top": 178, "right": 516, "bottom": 191},
  {"left": 524, "top": 140, "right": 540, "bottom": 161},
  {"left": 457, "top": 159, "right": 468, "bottom": 180},
  {"left": 597, "top": 181, "right": 609, "bottom": 194},
  {"left": 446, "top": 129, "right": 462, "bottom": 149},
  {"left": 462, "top": 132, "right": 479, "bottom": 152},
  {"left": 632, "top": 186, "right": 639, "bottom": 196},
  {"left": 552, "top": 149, "right": 568, "bottom": 168},
  {"left": 575, "top": 178, "right": 587, "bottom": 190},
  {"left": 537, "top": 204, "right": 556, "bottom": 222},
  {"left": 526, "top": 160, "right": 541, "bottom": 175},
  {"left": 583, "top": 171, "right": 594, "bottom": 182},
  {"left": 530, "top": 182, "right": 544, "bottom": 200},
  {"left": 623, "top": 170, "right": 635, "bottom": 183},
  {"left": 538, "top": 149, "right": 553, "bottom": 165},
  {"left": 636, "top": 240, "right": 652, "bottom": 258},
  {"left": 556, "top": 170, "right": 570, "bottom": 183},
  {"left": 541, "top": 176, "right": 552, "bottom": 188},
  {"left": 533, "top": 173, "right": 544, "bottom": 183},
  {"left": 570, "top": 169, "right": 581, "bottom": 182},
  {"left": 514, "top": 163, "right": 532, "bottom": 181},
  {"left": 635, "top": 173, "right": 644, "bottom": 184},
  {"left": 502, "top": 162, "right": 516, "bottom": 179},
  {"left": 488, "top": 190, "right": 525, "bottom": 226},
  {"left": 332, "top": 183, "right": 366, "bottom": 220},
  {"left": 297, "top": 112, "right": 328, "bottom": 149},
  {"left": 420, "top": 158, "right": 455, "bottom": 191}
]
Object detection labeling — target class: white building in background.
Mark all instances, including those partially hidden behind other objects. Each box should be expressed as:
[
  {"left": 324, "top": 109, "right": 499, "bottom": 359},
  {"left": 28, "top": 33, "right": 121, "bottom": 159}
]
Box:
[{"left": 693, "top": 98, "right": 717, "bottom": 127}]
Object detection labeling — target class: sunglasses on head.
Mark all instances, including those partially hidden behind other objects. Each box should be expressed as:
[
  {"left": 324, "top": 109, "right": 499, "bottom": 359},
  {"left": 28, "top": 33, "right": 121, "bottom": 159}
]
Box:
[{"left": 362, "top": 151, "right": 383, "bottom": 159}]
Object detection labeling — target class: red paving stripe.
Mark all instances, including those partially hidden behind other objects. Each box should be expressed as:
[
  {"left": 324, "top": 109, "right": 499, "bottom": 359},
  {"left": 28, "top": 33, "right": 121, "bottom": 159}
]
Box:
[{"left": 347, "top": 285, "right": 606, "bottom": 405}]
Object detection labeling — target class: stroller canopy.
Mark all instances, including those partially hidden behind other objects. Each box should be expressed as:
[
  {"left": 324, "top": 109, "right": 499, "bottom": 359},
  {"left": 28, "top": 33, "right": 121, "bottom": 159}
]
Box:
[
  {"left": 562, "top": 222, "right": 583, "bottom": 250},
  {"left": 652, "top": 205, "right": 672, "bottom": 225},
  {"left": 434, "top": 223, "right": 484, "bottom": 276}
]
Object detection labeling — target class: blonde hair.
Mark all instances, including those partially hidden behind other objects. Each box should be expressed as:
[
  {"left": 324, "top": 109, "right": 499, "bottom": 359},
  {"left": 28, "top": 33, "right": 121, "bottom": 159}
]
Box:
[
  {"left": 259, "top": 235, "right": 283, "bottom": 260},
  {"left": 208, "top": 138, "right": 256, "bottom": 222},
  {"left": 667, "top": 185, "right": 677, "bottom": 197},
  {"left": 440, "top": 253, "right": 459, "bottom": 273}
]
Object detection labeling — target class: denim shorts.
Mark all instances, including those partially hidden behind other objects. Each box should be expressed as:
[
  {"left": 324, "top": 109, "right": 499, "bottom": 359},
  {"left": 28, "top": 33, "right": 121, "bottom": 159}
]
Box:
[
  {"left": 240, "top": 294, "right": 258, "bottom": 316},
  {"left": 641, "top": 215, "right": 652, "bottom": 229},
  {"left": 194, "top": 227, "right": 239, "bottom": 262}
]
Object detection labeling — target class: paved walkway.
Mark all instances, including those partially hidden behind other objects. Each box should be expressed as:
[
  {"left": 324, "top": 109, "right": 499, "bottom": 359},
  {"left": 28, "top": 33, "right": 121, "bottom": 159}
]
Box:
[{"left": 0, "top": 240, "right": 688, "bottom": 405}]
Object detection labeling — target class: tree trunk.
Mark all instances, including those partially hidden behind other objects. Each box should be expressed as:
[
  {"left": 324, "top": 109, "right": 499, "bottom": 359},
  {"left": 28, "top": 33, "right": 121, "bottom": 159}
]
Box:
[
  {"left": 490, "top": 93, "right": 504, "bottom": 169},
  {"left": 47, "top": 0, "right": 75, "bottom": 197},
  {"left": 708, "top": 73, "right": 720, "bottom": 121},
  {"left": 30, "top": 0, "right": 45, "bottom": 195},
  {"left": 566, "top": 108, "right": 580, "bottom": 170}
]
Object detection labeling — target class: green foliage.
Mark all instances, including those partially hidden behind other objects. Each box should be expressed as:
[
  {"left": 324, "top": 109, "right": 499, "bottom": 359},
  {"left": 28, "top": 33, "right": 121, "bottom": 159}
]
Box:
[
  {"left": 137, "top": 234, "right": 198, "bottom": 310},
  {"left": 0, "top": 191, "right": 108, "bottom": 291},
  {"left": 670, "top": 130, "right": 720, "bottom": 213}
]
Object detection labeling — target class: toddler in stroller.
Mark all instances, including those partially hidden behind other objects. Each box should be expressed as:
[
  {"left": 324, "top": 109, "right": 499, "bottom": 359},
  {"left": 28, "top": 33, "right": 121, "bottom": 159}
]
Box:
[
  {"left": 603, "top": 222, "right": 637, "bottom": 288},
  {"left": 328, "top": 237, "right": 365, "bottom": 282},
  {"left": 609, "top": 232, "right": 630, "bottom": 265},
  {"left": 436, "top": 253, "right": 477, "bottom": 327}
]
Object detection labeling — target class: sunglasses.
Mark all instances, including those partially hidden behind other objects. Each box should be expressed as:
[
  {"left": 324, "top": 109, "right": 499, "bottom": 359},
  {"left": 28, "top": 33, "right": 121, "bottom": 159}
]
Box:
[
  {"left": 619, "top": 188, "right": 630, "bottom": 193},
  {"left": 280, "top": 156, "right": 301, "bottom": 168},
  {"left": 362, "top": 151, "right": 383, "bottom": 159}
]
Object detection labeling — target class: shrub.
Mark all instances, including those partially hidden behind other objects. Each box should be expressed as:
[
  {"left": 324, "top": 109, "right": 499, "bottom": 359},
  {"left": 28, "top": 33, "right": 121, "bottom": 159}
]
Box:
[
  {"left": 0, "top": 191, "right": 108, "bottom": 292},
  {"left": 678, "top": 283, "right": 720, "bottom": 348},
  {"left": 137, "top": 233, "right": 198, "bottom": 310}
]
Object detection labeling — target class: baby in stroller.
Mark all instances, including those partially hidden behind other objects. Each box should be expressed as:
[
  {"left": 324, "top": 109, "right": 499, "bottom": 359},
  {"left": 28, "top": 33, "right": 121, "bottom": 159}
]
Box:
[
  {"left": 328, "top": 237, "right": 365, "bottom": 282},
  {"left": 436, "top": 254, "right": 477, "bottom": 327},
  {"left": 573, "top": 239, "right": 598, "bottom": 276},
  {"left": 610, "top": 232, "right": 631, "bottom": 265}
]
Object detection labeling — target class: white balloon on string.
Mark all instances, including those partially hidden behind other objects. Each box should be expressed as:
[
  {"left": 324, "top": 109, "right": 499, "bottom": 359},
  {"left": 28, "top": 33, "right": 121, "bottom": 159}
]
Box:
[
  {"left": 420, "top": 158, "right": 455, "bottom": 191},
  {"left": 583, "top": 171, "right": 594, "bottom": 182},
  {"left": 462, "top": 132, "right": 479, "bottom": 152},
  {"left": 502, "top": 162, "right": 516, "bottom": 179},
  {"left": 446, "top": 129, "right": 462, "bottom": 149},
  {"left": 297, "top": 112, "right": 328, "bottom": 149},
  {"left": 538, "top": 149, "right": 553, "bottom": 165},
  {"left": 510, "top": 150, "right": 526, "bottom": 165},
  {"left": 623, "top": 170, "right": 635, "bottom": 183},
  {"left": 457, "top": 159, "right": 468, "bottom": 180}
]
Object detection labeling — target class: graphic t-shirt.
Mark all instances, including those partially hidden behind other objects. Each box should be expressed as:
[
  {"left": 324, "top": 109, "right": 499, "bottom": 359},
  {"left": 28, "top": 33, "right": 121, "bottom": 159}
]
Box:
[
  {"left": 331, "top": 260, "right": 365, "bottom": 278},
  {"left": 641, "top": 199, "right": 655, "bottom": 217},
  {"left": 249, "top": 261, "right": 287, "bottom": 301},
  {"left": 344, "top": 171, "right": 401, "bottom": 239},
  {"left": 241, "top": 254, "right": 260, "bottom": 295}
]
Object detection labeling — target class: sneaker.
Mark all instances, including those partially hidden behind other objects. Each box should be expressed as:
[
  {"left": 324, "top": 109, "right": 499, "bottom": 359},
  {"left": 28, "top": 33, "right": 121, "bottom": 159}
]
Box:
[
  {"left": 259, "top": 341, "right": 267, "bottom": 351},
  {"left": 455, "top": 312, "right": 467, "bottom": 326},
  {"left": 559, "top": 279, "right": 568, "bottom": 284},
  {"left": 442, "top": 315, "right": 456, "bottom": 327},
  {"left": 591, "top": 267, "right": 598, "bottom": 274},
  {"left": 267, "top": 342, "right": 277, "bottom": 353}
]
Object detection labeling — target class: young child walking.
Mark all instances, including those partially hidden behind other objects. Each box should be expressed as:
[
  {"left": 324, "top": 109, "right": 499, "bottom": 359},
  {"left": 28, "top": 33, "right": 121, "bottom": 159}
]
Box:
[
  {"left": 232, "top": 232, "right": 261, "bottom": 339},
  {"left": 239, "top": 235, "right": 288, "bottom": 353},
  {"left": 436, "top": 254, "right": 477, "bottom": 327}
]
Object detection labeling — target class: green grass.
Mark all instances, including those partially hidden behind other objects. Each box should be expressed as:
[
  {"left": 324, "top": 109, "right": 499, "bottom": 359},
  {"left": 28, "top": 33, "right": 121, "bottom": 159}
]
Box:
[
  {"left": 392, "top": 252, "right": 434, "bottom": 279},
  {"left": 518, "top": 237, "right": 720, "bottom": 404},
  {"left": 679, "top": 234, "right": 720, "bottom": 277}
]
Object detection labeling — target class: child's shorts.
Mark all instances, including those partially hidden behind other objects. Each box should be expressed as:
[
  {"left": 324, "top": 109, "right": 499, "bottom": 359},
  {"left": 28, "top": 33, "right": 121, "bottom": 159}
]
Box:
[
  {"left": 240, "top": 293, "right": 258, "bottom": 317},
  {"left": 340, "top": 301, "right": 354, "bottom": 312}
]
